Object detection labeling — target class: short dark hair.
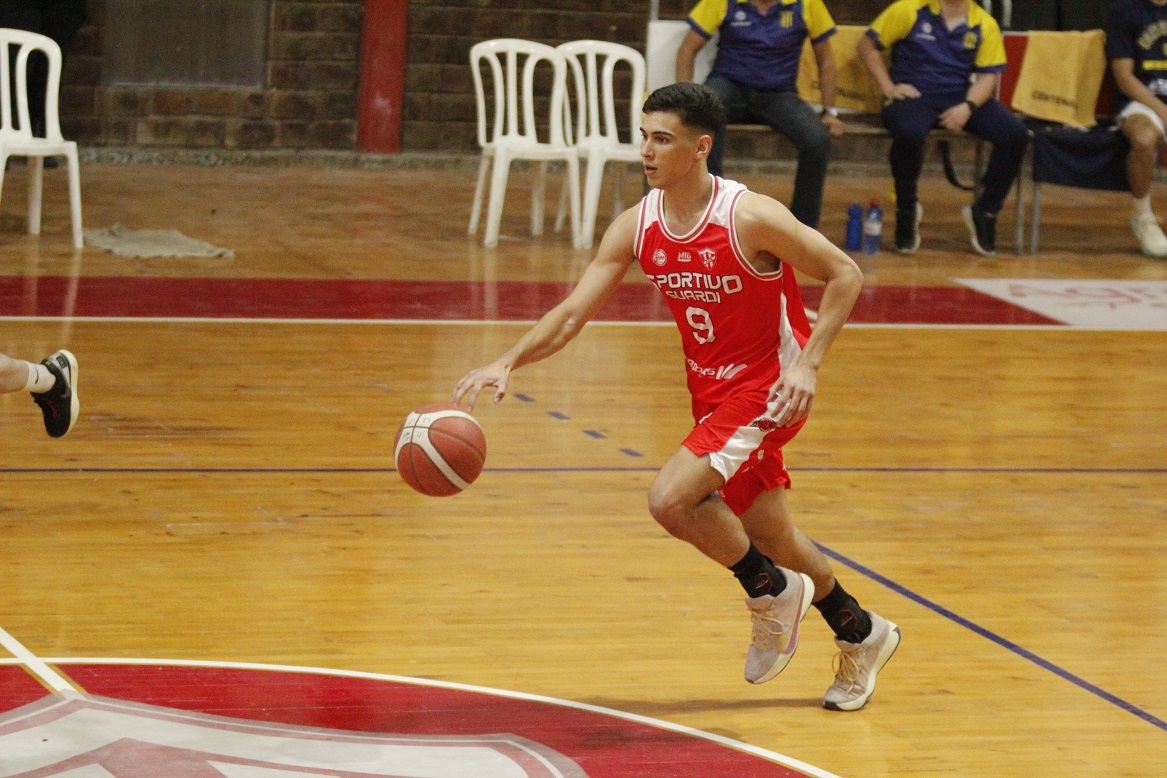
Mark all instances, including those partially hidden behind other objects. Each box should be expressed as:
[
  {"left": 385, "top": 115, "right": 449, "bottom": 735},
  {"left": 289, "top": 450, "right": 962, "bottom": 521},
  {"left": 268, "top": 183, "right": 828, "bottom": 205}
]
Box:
[{"left": 643, "top": 82, "right": 726, "bottom": 137}]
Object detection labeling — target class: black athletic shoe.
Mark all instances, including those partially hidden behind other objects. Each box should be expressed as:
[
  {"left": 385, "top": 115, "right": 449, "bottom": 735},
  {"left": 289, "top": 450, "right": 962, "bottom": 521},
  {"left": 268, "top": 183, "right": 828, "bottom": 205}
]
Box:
[
  {"left": 32, "top": 350, "right": 78, "bottom": 438},
  {"left": 894, "top": 203, "right": 922, "bottom": 254},
  {"left": 962, "top": 204, "right": 997, "bottom": 256}
]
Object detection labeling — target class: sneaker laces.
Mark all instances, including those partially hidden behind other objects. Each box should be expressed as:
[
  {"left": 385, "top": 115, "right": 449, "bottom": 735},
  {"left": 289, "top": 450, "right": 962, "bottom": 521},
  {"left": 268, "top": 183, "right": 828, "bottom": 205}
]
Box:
[
  {"left": 831, "top": 645, "right": 863, "bottom": 690},
  {"left": 31, "top": 393, "right": 58, "bottom": 417},
  {"left": 749, "top": 607, "right": 790, "bottom": 648}
]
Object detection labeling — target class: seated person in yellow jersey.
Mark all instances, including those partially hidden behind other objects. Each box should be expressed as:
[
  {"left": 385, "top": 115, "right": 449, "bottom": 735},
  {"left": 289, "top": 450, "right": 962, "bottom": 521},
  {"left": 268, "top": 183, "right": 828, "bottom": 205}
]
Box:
[
  {"left": 676, "top": 0, "right": 844, "bottom": 230},
  {"left": 858, "top": 0, "right": 1029, "bottom": 255}
]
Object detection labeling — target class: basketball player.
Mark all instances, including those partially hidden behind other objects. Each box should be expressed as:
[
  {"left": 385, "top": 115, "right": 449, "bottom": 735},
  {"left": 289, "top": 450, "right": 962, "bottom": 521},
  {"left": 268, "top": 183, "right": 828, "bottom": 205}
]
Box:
[
  {"left": 453, "top": 82, "right": 899, "bottom": 711},
  {"left": 0, "top": 349, "right": 79, "bottom": 437}
]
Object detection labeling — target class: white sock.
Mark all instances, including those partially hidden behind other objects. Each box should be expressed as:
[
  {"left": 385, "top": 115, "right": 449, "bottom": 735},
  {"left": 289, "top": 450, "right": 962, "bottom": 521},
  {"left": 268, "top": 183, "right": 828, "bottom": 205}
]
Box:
[
  {"left": 1133, "top": 194, "right": 1153, "bottom": 219},
  {"left": 23, "top": 361, "right": 55, "bottom": 393}
]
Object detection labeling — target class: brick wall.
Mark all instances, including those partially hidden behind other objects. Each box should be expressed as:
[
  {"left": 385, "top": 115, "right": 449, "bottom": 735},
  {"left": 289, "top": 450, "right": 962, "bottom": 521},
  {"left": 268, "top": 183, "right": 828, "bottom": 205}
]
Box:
[
  {"left": 401, "top": 0, "right": 906, "bottom": 155},
  {"left": 54, "top": 0, "right": 930, "bottom": 154},
  {"left": 62, "top": 0, "right": 364, "bottom": 150}
]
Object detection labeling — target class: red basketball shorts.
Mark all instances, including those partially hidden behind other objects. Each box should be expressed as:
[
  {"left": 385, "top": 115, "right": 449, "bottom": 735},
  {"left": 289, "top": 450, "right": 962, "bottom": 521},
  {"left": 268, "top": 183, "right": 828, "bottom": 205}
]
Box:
[{"left": 682, "top": 390, "right": 807, "bottom": 516}]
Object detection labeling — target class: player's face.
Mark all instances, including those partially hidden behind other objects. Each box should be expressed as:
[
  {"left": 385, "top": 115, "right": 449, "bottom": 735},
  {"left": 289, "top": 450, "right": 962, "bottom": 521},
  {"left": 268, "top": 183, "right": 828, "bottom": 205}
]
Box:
[{"left": 639, "top": 111, "right": 711, "bottom": 189}]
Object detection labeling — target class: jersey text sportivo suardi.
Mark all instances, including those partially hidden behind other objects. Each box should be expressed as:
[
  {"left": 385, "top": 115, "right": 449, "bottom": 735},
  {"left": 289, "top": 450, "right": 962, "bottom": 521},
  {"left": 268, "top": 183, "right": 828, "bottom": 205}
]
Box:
[{"left": 634, "top": 176, "right": 811, "bottom": 420}]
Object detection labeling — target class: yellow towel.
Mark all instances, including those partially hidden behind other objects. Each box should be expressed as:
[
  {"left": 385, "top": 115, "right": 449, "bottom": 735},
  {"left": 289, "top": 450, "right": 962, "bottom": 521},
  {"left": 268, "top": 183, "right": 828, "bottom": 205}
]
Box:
[
  {"left": 1011, "top": 30, "right": 1107, "bottom": 128},
  {"left": 796, "top": 25, "right": 885, "bottom": 114}
]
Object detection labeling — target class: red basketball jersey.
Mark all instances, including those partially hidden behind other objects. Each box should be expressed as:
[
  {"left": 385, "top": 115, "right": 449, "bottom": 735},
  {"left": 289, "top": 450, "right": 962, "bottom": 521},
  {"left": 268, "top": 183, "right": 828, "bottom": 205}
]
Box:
[{"left": 634, "top": 176, "right": 811, "bottom": 420}]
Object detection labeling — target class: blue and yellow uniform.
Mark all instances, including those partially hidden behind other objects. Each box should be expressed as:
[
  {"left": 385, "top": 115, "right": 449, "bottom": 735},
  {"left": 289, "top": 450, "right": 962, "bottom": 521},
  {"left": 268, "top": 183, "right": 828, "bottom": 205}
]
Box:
[
  {"left": 684, "top": 0, "right": 838, "bottom": 228},
  {"left": 864, "top": 0, "right": 1027, "bottom": 252},
  {"left": 865, "top": 0, "right": 1006, "bottom": 96},
  {"left": 687, "top": 0, "right": 836, "bottom": 92},
  {"left": 1106, "top": 0, "right": 1167, "bottom": 107}
]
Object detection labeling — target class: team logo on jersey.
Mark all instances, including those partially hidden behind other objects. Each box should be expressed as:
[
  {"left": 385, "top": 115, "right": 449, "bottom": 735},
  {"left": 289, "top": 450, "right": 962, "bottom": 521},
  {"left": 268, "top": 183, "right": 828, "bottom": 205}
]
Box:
[
  {"left": 922, "top": 22, "right": 932, "bottom": 34},
  {"left": 653, "top": 248, "right": 667, "bottom": 266},
  {"left": 751, "top": 416, "right": 779, "bottom": 431},
  {"left": 699, "top": 248, "right": 716, "bottom": 269},
  {"left": 734, "top": 9, "right": 746, "bottom": 21},
  {"left": 963, "top": 31, "right": 977, "bottom": 50},
  {"left": 678, "top": 250, "right": 692, "bottom": 263}
]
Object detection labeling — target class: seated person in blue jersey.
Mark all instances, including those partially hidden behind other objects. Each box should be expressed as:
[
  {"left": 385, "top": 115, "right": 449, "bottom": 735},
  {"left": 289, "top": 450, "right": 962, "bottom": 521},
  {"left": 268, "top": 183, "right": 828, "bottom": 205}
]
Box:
[
  {"left": 676, "top": 0, "right": 845, "bottom": 230},
  {"left": 1107, "top": 0, "right": 1167, "bottom": 258},
  {"left": 857, "top": 0, "right": 1029, "bottom": 255}
]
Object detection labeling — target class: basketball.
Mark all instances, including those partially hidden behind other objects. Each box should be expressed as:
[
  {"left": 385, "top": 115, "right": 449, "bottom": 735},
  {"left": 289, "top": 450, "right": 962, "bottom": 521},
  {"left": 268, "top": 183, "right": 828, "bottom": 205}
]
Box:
[{"left": 394, "top": 403, "right": 487, "bottom": 496}]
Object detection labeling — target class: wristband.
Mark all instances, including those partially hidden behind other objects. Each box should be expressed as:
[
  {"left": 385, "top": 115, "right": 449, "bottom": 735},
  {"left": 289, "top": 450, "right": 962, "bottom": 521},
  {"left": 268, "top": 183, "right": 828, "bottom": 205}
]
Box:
[{"left": 964, "top": 99, "right": 979, "bottom": 113}]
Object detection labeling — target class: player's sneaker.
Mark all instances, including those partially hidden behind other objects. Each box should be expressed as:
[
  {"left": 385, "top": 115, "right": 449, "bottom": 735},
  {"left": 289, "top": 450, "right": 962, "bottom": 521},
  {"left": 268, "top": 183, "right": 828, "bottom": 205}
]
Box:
[
  {"left": 31, "top": 349, "right": 78, "bottom": 438},
  {"left": 894, "top": 202, "right": 923, "bottom": 254},
  {"left": 1130, "top": 212, "right": 1167, "bottom": 258},
  {"left": 962, "top": 204, "right": 996, "bottom": 256},
  {"left": 743, "top": 568, "right": 814, "bottom": 684},
  {"left": 822, "top": 610, "right": 900, "bottom": 711}
]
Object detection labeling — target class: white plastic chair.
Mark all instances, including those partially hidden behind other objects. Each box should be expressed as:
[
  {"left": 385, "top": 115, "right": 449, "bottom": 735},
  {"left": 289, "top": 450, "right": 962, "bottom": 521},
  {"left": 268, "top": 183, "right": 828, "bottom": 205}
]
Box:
[
  {"left": 644, "top": 20, "right": 715, "bottom": 93},
  {"left": 555, "top": 41, "right": 646, "bottom": 248},
  {"left": 0, "top": 29, "right": 82, "bottom": 249},
  {"left": 468, "top": 39, "right": 582, "bottom": 249}
]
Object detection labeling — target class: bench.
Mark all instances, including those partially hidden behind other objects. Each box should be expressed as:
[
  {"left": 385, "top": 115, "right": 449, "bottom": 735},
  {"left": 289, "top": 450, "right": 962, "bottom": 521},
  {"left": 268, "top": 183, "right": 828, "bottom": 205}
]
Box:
[{"left": 644, "top": 20, "right": 1023, "bottom": 251}]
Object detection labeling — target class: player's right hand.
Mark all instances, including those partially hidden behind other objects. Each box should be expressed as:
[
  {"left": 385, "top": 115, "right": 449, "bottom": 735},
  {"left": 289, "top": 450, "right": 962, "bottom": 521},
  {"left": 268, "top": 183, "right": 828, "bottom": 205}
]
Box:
[{"left": 452, "top": 363, "right": 511, "bottom": 412}]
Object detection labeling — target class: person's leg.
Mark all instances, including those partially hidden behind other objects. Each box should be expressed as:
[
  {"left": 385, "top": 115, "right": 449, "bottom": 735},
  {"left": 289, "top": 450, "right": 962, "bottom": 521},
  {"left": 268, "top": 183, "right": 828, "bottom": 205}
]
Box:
[
  {"left": 964, "top": 99, "right": 1029, "bottom": 215},
  {"left": 749, "top": 91, "right": 831, "bottom": 228},
  {"left": 649, "top": 445, "right": 814, "bottom": 684},
  {"left": 1124, "top": 112, "right": 1160, "bottom": 200},
  {"left": 0, "top": 352, "right": 34, "bottom": 393},
  {"left": 740, "top": 485, "right": 900, "bottom": 710},
  {"left": 1119, "top": 106, "right": 1167, "bottom": 257},
  {"left": 738, "top": 487, "right": 869, "bottom": 638},
  {"left": 960, "top": 99, "right": 1029, "bottom": 254},
  {"left": 703, "top": 75, "right": 752, "bottom": 178},
  {"left": 648, "top": 445, "right": 751, "bottom": 567},
  {"left": 0, "top": 350, "right": 78, "bottom": 436},
  {"left": 881, "top": 98, "right": 938, "bottom": 209},
  {"left": 881, "top": 97, "right": 938, "bottom": 243}
]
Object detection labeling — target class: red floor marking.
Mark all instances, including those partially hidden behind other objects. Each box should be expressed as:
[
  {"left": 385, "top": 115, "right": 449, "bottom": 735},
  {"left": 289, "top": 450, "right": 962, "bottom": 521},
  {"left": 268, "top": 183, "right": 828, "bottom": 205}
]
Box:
[
  {"left": 0, "top": 663, "right": 820, "bottom": 777},
  {"left": 0, "top": 276, "right": 1059, "bottom": 325},
  {"left": 0, "top": 664, "right": 49, "bottom": 708}
]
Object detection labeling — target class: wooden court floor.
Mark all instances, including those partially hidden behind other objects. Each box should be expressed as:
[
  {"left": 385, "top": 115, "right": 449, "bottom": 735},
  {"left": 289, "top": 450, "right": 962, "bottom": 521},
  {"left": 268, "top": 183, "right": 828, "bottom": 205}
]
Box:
[{"left": 0, "top": 157, "right": 1165, "bottom": 777}]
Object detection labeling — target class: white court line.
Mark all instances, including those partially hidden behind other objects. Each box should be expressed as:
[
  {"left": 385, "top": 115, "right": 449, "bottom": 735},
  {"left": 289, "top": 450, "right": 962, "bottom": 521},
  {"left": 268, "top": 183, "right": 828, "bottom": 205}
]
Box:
[
  {"left": 0, "top": 627, "right": 75, "bottom": 694},
  {"left": 0, "top": 654, "right": 841, "bottom": 778}
]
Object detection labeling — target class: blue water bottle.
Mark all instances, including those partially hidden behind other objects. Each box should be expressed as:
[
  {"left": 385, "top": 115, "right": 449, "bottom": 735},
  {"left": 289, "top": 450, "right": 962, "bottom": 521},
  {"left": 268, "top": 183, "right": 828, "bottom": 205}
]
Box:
[
  {"left": 861, "top": 198, "right": 883, "bottom": 255},
  {"left": 845, "top": 201, "right": 863, "bottom": 251}
]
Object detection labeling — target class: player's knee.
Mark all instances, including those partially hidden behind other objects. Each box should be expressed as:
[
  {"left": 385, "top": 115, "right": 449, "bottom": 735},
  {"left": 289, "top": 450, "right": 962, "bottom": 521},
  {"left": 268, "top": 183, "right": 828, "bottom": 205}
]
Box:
[
  {"left": 647, "top": 484, "right": 689, "bottom": 536},
  {"left": 1130, "top": 125, "right": 1161, "bottom": 155}
]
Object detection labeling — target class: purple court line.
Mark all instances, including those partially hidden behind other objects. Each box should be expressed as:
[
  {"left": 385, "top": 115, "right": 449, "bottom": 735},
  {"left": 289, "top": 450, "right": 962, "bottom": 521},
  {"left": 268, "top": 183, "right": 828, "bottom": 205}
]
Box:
[
  {"left": 816, "top": 543, "right": 1167, "bottom": 733},
  {"left": 6, "top": 462, "right": 1163, "bottom": 730}
]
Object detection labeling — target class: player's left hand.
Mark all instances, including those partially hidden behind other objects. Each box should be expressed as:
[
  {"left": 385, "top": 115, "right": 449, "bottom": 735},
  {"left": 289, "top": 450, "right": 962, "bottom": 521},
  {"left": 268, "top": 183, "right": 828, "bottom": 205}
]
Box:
[{"left": 768, "top": 362, "right": 817, "bottom": 427}]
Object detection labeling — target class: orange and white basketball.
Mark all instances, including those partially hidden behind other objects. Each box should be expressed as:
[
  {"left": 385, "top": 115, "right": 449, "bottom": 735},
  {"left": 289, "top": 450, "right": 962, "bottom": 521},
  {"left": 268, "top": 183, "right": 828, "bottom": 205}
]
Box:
[{"left": 394, "top": 403, "right": 487, "bottom": 496}]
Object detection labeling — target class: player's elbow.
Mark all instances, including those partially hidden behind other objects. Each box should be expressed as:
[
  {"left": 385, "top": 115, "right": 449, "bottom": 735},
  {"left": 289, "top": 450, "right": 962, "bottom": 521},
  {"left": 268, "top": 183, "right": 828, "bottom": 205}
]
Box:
[{"left": 832, "top": 258, "right": 864, "bottom": 297}]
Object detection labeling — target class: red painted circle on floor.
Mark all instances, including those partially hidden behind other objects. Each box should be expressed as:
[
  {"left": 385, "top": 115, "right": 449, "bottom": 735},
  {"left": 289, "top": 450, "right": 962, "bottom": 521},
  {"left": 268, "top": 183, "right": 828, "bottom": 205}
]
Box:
[{"left": 0, "top": 662, "right": 829, "bottom": 777}]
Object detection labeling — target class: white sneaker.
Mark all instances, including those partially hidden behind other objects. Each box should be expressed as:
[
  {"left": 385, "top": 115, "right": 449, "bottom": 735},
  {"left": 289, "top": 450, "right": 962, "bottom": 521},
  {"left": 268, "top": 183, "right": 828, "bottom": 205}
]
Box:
[
  {"left": 823, "top": 610, "right": 900, "bottom": 711},
  {"left": 1131, "top": 213, "right": 1167, "bottom": 258},
  {"left": 743, "top": 568, "right": 814, "bottom": 684}
]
